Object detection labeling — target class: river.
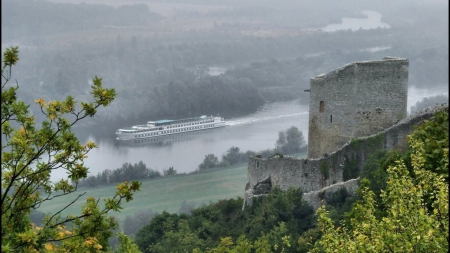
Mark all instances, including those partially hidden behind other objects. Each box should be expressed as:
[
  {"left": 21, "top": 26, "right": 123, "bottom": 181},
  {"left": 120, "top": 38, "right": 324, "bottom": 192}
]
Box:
[
  {"left": 49, "top": 85, "right": 448, "bottom": 182},
  {"left": 313, "top": 10, "right": 391, "bottom": 32}
]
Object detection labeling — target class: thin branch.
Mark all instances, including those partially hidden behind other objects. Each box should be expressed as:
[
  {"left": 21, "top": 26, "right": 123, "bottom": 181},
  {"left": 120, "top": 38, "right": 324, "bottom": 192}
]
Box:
[{"left": 44, "top": 191, "right": 87, "bottom": 228}]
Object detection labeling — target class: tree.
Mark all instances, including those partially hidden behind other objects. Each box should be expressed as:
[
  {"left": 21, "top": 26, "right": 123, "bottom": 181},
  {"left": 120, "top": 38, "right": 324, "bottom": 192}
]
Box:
[
  {"left": 276, "top": 126, "right": 305, "bottom": 154},
  {"left": 221, "top": 146, "right": 242, "bottom": 166},
  {"left": 1, "top": 47, "right": 141, "bottom": 252},
  {"left": 409, "top": 95, "right": 448, "bottom": 115},
  {"left": 276, "top": 131, "right": 287, "bottom": 148},
  {"left": 198, "top": 154, "right": 219, "bottom": 171},
  {"left": 114, "top": 232, "right": 143, "bottom": 253},
  {"left": 163, "top": 166, "right": 177, "bottom": 176},
  {"left": 312, "top": 109, "right": 449, "bottom": 253}
]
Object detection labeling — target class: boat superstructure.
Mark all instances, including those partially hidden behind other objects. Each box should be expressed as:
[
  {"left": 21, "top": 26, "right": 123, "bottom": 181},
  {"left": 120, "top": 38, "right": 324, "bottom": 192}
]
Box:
[{"left": 115, "top": 115, "right": 225, "bottom": 140}]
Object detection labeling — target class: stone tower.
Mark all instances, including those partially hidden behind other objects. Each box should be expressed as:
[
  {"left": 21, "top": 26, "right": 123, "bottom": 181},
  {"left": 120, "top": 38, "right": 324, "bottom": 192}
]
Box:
[{"left": 306, "top": 57, "right": 409, "bottom": 159}]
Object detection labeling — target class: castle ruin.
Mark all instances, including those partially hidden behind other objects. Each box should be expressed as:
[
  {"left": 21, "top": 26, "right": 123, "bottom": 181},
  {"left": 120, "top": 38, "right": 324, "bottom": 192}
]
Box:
[
  {"left": 244, "top": 57, "right": 419, "bottom": 209},
  {"left": 307, "top": 57, "right": 409, "bottom": 159}
]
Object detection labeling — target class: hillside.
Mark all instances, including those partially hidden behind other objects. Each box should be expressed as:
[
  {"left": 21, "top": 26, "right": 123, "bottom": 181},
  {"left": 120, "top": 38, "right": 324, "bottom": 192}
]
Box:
[{"left": 38, "top": 164, "right": 248, "bottom": 223}]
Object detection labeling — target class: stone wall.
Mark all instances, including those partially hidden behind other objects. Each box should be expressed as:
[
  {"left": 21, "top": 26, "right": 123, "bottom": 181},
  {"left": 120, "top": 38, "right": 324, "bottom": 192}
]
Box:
[
  {"left": 307, "top": 57, "right": 409, "bottom": 159},
  {"left": 244, "top": 105, "right": 447, "bottom": 209},
  {"left": 302, "top": 178, "right": 359, "bottom": 211}
]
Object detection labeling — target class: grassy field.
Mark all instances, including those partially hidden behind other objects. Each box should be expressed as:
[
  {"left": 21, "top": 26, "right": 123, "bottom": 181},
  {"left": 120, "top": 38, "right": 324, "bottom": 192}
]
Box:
[
  {"left": 38, "top": 164, "right": 249, "bottom": 223},
  {"left": 39, "top": 152, "right": 307, "bottom": 223}
]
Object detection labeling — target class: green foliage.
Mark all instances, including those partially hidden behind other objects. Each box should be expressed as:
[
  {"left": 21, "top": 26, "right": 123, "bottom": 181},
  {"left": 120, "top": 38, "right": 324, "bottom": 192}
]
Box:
[
  {"left": 312, "top": 109, "right": 449, "bottom": 253},
  {"left": 319, "top": 161, "right": 329, "bottom": 180},
  {"left": 342, "top": 153, "right": 360, "bottom": 181},
  {"left": 122, "top": 208, "right": 156, "bottom": 236},
  {"left": 163, "top": 166, "right": 177, "bottom": 177},
  {"left": 1, "top": 47, "right": 140, "bottom": 252},
  {"left": 349, "top": 138, "right": 363, "bottom": 150},
  {"left": 360, "top": 150, "right": 394, "bottom": 199},
  {"left": 270, "top": 153, "right": 284, "bottom": 158},
  {"left": 220, "top": 147, "right": 247, "bottom": 167},
  {"left": 366, "top": 133, "right": 385, "bottom": 153},
  {"left": 135, "top": 211, "right": 185, "bottom": 252},
  {"left": 196, "top": 147, "right": 256, "bottom": 171},
  {"left": 198, "top": 154, "right": 220, "bottom": 171},
  {"left": 78, "top": 161, "right": 162, "bottom": 188},
  {"left": 115, "top": 232, "right": 143, "bottom": 253},
  {"left": 313, "top": 163, "right": 448, "bottom": 252},
  {"left": 408, "top": 108, "right": 448, "bottom": 180},
  {"left": 135, "top": 187, "right": 315, "bottom": 253}
]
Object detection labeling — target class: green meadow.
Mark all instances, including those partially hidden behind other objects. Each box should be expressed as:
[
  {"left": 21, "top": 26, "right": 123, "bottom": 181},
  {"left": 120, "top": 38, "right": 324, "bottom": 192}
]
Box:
[
  {"left": 38, "top": 164, "right": 249, "bottom": 223},
  {"left": 39, "top": 152, "right": 307, "bottom": 224}
]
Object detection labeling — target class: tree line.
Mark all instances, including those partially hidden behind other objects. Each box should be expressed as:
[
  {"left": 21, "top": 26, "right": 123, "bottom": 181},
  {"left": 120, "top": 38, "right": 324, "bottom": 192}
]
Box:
[{"left": 76, "top": 161, "right": 164, "bottom": 188}]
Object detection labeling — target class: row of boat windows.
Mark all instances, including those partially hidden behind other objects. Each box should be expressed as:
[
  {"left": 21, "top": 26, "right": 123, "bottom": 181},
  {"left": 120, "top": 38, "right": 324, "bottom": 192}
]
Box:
[
  {"left": 135, "top": 125, "right": 214, "bottom": 138},
  {"left": 166, "top": 120, "right": 214, "bottom": 129},
  {"left": 130, "top": 121, "right": 215, "bottom": 133}
]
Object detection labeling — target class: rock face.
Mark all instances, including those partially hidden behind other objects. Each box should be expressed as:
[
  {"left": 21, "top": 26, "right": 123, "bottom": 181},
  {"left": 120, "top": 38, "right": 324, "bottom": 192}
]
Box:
[
  {"left": 253, "top": 177, "right": 272, "bottom": 195},
  {"left": 302, "top": 178, "right": 360, "bottom": 211},
  {"left": 244, "top": 103, "right": 447, "bottom": 210},
  {"left": 307, "top": 57, "right": 409, "bottom": 159}
]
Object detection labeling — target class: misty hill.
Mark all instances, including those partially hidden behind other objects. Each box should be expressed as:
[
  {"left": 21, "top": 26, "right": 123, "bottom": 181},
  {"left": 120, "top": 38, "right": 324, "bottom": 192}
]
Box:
[{"left": 2, "top": 0, "right": 161, "bottom": 40}]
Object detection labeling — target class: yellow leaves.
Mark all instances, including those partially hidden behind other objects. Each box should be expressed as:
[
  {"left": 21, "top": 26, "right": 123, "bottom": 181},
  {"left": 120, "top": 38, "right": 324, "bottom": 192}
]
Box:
[
  {"left": 34, "top": 98, "right": 45, "bottom": 107},
  {"left": 44, "top": 243, "right": 54, "bottom": 251},
  {"left": 219, "top": 236, "right": 234, "bottom": 248},
  {"left": 85, "top": 141, "right": 97, "bottom": 149},
  {"left": 58, "top": 231, "right": 65, "bottom": 239},
  {"left": 84, "top": 237, "right": 95, "bottom": 246},
  {"left": 82, "top": 237, "right": 103, "bottom": 251}
]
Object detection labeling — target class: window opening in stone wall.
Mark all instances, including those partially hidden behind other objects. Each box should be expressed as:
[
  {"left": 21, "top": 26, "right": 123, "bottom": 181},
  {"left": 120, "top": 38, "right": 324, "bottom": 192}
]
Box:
[
  {"left": 256, "top": 162, "right": 260, "bottom": 168},
  {"left": 330, "top": 115, "right": 332, "bottom": 123},
  {"left": 320, "top": 101, "right": 324, "bottom": 113}
]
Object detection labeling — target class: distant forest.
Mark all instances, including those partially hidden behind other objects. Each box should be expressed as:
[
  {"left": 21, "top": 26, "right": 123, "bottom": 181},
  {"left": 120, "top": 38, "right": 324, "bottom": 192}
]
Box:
[{"left": 2, "top": 0, "right": 448, "bottom": 132}]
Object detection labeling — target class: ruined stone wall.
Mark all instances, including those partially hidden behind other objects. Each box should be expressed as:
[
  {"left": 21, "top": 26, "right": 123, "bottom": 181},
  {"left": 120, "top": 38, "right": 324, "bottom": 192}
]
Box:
[
  {"left": 307, "top": 57, "right": 409, "bottom": 159},
  {"left": 246, "top": 106, "right": 446, "bottom": 204},
  {"left": 302, "top": 178, "right": 360, "bottom": 211}
]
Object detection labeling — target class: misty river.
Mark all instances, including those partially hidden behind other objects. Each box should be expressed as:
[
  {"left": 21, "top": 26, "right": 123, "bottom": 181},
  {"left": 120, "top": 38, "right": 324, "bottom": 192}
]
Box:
[{"left": 50, "top": 85, "right": 448, "bottom": 181}]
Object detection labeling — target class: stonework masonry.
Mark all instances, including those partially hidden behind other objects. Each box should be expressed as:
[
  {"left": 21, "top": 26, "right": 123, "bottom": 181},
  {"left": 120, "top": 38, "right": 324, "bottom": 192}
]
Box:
[
  {"left": 307, "top": 57, "right": 409, "bottom": 159},
  {"left": 244, "top": 103, "right": 447, "bottom": 209}
]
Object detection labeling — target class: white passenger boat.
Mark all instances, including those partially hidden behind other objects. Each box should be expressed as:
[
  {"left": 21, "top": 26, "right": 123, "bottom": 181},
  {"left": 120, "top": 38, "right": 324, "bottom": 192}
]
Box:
[{"left": 115, "top": 115, "right": 226, "bottom": 140}]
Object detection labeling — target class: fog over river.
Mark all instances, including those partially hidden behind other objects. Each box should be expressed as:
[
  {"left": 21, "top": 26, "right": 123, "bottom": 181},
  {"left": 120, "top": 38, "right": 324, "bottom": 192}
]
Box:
[{"left": 50, "top": 85, "right": 448, "bottom": 182}]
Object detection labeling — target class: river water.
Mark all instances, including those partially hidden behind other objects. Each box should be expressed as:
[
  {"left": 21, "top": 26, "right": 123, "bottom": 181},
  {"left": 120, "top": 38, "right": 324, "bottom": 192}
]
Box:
[
  {"left": 314, "top": 10, "right": 391, "bottom": 32},
  {"left": 49, "top": 85, "right": 448, "bottom": 181}
]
